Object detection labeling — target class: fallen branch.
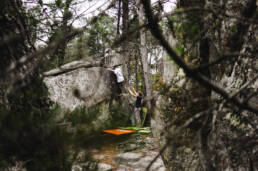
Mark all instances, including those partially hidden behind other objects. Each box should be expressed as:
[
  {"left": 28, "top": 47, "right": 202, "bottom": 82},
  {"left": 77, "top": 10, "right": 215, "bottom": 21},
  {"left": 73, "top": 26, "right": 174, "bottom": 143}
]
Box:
[{"left": 43, "top": 60, "right": 102, "bottom": 77}]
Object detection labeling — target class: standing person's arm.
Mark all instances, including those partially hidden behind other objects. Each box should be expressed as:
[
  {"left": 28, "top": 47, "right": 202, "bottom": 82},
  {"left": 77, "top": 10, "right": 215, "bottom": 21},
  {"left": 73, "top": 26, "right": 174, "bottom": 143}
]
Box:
[
  {"left": 127, "top": 87, "right": 137, "bottom": 98},
  {"left": 131, "top": 87, "right": 138, "bottom": 96}
]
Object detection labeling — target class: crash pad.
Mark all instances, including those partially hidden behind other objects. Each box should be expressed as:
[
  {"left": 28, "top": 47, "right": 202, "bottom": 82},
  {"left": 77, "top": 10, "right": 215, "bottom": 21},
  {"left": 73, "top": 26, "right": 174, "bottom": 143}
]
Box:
[{"left": 103, "top": 129, "right": 136, "bottom": 135}]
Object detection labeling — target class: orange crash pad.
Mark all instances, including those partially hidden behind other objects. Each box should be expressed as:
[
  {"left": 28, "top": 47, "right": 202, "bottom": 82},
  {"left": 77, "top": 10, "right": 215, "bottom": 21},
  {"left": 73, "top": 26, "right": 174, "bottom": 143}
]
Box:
[{"left": 103, "top": 129, "right": 136, "bottom": 135}]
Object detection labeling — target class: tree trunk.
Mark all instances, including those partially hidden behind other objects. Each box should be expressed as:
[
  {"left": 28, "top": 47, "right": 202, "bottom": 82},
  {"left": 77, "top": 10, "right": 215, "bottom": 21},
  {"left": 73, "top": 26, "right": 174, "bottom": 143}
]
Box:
[
  {"left": 117, "top": 0, "right": 122, "bottom": 35},
  {"left": 135, "top": 54, "right": 139, "bottom": 91},
  {"left": 121, "top": 0, "right": 129, "bottom": 85},
  {"left": 136, "top": 0, "right": 152, "bottom": 108},
  {"left": 198, "top": 112, "right": 215, "bottom": 171},
  {"left": 53, "top": 0, "right": 72, "bottom": 66}
]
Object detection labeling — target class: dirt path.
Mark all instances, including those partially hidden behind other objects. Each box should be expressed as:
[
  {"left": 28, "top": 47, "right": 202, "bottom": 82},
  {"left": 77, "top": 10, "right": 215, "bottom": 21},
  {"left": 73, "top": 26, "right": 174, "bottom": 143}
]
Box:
[{"left": 90, "top": 133, "right": 165, "bottom": 171}]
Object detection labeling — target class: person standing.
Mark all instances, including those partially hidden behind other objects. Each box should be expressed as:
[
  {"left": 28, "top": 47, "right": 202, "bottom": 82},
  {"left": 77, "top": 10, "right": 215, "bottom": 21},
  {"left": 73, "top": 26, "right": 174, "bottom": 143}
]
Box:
[{"left": 127, "top": 87, "right": 142, "bottom": 127}]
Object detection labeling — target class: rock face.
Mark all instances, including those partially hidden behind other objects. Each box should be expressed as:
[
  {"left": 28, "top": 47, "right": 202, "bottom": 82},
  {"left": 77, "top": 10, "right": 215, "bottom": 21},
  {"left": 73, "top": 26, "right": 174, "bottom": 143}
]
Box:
[
  {"left": 43, "top": 57, "right": 132, "bottom": 132},
  {"left": 151, "top": 94, "right": 202, "bottom": 171},
  {"left": 151, "top": 0, "right": 258, "bottom": 170},
  {"left": 161, "top": 33, "right": 178, "bottom": 84},
  {"left": 204, "top": 0, "right": 258, "bottom": 170},
  {"left": 114, "top": 152, "right": 165, "bottom": 171},
  {"left": 44, "top": 67, "right": 117, "bottom": 111}
]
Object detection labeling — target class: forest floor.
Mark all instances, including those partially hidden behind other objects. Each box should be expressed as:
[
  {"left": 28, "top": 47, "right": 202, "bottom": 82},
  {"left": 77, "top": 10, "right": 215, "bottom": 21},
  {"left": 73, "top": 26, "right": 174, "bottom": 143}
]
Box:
[{"left": 72, "top": 130, "right": 166, "bottom": 171}]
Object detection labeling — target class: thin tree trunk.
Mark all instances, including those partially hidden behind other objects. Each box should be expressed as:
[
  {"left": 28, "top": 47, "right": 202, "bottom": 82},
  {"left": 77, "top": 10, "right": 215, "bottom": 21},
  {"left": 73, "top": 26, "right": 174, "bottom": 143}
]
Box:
[
  {"left": 135, "top": 54, "right": 139, "bottom": 91},
  {"left": 198, "top": 112, "right": 216, "bottom": 171},
  {"left": 117, "top": 0, "right": 121, "bottom": 34},
  {"left": 121, "top": 0, "right": 129, "bottom": 85},
  {"left": 136, "top": 0, "right": 152, "bottom": 108},
  {"left": 122, "top": 0, "right": 129, "bottom": 35},
  {"left": 56, "top": 0, "right": 72, "bottom": 66}
]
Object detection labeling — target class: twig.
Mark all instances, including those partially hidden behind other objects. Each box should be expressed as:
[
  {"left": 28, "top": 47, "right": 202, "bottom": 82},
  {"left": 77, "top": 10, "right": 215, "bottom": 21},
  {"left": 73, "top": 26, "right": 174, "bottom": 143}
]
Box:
[
  {"left": 193, "top": 53, "right": 239, "bottom": 72},
  {"left": 228, "top": 75, "right": 258, "bottom": 100},
  {"left": 112, "top": 24, "right": 147, "bottom": 48}
]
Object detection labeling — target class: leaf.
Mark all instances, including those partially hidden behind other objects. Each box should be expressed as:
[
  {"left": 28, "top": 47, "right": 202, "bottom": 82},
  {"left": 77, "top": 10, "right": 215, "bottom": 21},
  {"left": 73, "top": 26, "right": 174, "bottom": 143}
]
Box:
[
  {"left": 55, "top": 0, "right": 63, "bottom": 8},
  {"left": 38, "top": 0, "right": 43, "bottom": 5},
  {"left": 142, "top": 107, "right": 147, "bottom": 113}
]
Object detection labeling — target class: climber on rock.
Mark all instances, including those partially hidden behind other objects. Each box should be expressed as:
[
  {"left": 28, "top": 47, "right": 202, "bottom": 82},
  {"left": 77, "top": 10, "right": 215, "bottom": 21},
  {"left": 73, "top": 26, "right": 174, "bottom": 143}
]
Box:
[{"left": 108, "top": 65, "right": 124, "bottom": 94}]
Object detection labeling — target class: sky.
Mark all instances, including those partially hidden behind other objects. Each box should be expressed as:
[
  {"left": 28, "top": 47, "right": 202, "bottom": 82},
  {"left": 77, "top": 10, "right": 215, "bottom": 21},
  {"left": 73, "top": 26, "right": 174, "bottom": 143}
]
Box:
[
  {"left": 31, "top": 0, "right": 177, "bottom": 45},
  {"left": 41, "top": 0, "right": 177, "bottom": 27}
]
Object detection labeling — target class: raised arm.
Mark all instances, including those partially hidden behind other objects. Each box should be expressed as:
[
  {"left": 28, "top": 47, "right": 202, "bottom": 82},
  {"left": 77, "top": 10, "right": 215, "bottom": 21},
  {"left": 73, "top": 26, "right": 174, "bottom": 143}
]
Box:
[
  {"left": 127, "top": 87, "right": 137, "bottom": 98},
  {"left": 131, "top": 87, "right": 138, "bottom": 96}
]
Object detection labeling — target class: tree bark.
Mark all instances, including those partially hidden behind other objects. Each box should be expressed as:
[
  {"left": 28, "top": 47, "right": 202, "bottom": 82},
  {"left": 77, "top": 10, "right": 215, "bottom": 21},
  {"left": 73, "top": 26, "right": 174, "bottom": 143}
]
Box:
[
  {"left": 198, "top": 112, "right": 216, "bottom": 171},
  {"left": 121, "top": 0, "right": 130, "bottom": 85},
  {"left": 52, "top": 0, "right": 72, "bottom": 66},
  {"left": 117, "top": 0, "right": 122, "bottom": 34},
  {"left": 135, "top": 54, "right": 139, "bottom": 91},
  {"left": 136, "top": 0, "right": 152, "bottom": 108},
  {"left": 43, "top": 60, "right": 102, "bottom": 77}
]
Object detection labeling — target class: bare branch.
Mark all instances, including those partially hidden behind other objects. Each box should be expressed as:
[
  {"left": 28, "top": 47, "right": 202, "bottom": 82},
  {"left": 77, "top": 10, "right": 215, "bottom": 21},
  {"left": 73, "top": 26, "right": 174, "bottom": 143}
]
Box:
[
  {"left": 43, "top": 60, "right": 102, "bottom": 77},
  {"left": 228, "top": 75, "right": 258, "bottom": 100},
  {"left": 193, "top": 53, "right": 239, "bottom": 72},
  {"left": 112, "top": 24, "right": 147, "bottom": 48}
]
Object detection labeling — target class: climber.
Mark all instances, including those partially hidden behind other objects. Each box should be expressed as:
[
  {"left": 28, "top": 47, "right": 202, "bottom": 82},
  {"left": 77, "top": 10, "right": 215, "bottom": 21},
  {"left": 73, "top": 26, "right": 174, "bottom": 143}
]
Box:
[
  {"left": 108, "top": 65, "right": 124, "bottom": 94},
  {"left": 127, "top": 87, "right": 142, "bottom": 127}
]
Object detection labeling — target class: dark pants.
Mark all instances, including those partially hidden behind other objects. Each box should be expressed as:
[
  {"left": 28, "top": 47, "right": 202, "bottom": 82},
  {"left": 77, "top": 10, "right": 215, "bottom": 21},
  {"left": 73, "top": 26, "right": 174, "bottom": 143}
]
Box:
[{"left": 117, "top": 82, "right": 124, "bottom": 94}]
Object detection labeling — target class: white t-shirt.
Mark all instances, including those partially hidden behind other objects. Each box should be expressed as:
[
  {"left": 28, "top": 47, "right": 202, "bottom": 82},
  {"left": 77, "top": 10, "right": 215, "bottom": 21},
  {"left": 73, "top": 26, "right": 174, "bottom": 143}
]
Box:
[{"left": 114, "top": 67, "right": 124, "bottom": 83}]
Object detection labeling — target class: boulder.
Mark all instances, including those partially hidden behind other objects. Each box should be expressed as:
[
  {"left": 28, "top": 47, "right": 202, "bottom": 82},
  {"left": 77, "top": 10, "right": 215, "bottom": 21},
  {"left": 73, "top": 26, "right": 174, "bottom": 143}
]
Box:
[
  {"left": 114, "top": 152, "right": 143, "bottom": 164},
  {"left": 44, "top": 66, "right": 117, "bottom": 111},
  {"left": 43, "top": 59, "right": 132, "bottom": 132},
  {"left": 114, "top": 152, "right": 166, "bottom": 171}
]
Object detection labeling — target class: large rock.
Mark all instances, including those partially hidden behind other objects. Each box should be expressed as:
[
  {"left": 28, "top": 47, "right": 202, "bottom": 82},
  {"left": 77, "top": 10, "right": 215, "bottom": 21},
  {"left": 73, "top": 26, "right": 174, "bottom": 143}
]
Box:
[
  {"left": 44, "top": 67, "right": 117, "bottom": 111},
  {"left": 72, "top": 163, "right": 112, "bottom": 171},
  {"left": 114, "top": 152, "right": 166, "bottom": 171},
  {"left": 43, "top": 59, "right": 132, "bottom": 132},
  {"left": 162, "top": 33, "right": 178, "bottom": 84}
]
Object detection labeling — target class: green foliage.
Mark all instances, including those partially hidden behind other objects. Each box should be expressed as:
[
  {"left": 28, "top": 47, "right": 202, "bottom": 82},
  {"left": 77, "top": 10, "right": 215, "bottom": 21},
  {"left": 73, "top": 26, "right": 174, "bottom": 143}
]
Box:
[
  {"left": 62, "top": 102, "right": 130, "bottom": 149},
  {"left": 55, "top": 0, "right": 64, "bottom": 9},
  {"left": 85, "top": 14, "right": 116, "bottom": 56},
  {"left": 151, "top": 73, "right": 170, "bottom": 93},
  {"left": 62, "top": 13, "right": 116, "bottom": 65},
  {"left": 229, "top": 25, "right": 238, "bottom": 35},
  {"left": 225, "top": 113, "right": 247, "bottom": 131},
  {"left": 0, "top": 76, "right": 73, "bottom": 170},
  {"left": 38, "top": 0, "right": 43, "bottom": 5},
  {"left": 173, "top": 12, "right": 202, "bottom": 42},
  {"left": 105, "top": 105, "right": 131, "bottom": 128},
  {"left": 175, "top": 44, "right": 185, "bottom": 56},
  {"left": 169, "top": 9, "right": 203, "bottom": 65},
  {"left": 65, "top": 106, "right": 101, "bottom": 126},
  {"left": 118, "top": 127, "right": 151, "bottom": 134}
]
